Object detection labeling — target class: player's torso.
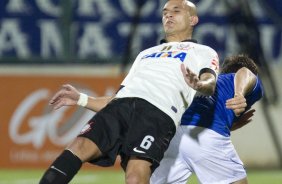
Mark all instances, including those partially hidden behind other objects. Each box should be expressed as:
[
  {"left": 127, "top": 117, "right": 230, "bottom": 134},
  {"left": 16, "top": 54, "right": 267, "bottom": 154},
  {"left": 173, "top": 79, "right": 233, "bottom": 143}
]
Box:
[
  {"left": 117, "top": 41, "right": 214, "bottom": 125},
  {"left": 181, "top": 74, "right": 236, "bottom": 136},
  {"left": 181, "top": 73, "right": 263, "bottom": 136}
]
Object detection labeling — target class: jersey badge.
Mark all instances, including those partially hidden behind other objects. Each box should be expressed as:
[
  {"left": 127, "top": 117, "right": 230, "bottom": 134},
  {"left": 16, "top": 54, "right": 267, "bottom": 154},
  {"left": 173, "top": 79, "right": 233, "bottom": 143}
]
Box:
[{"left": 177, "top": 43, "right": 194, "bottom": 51}]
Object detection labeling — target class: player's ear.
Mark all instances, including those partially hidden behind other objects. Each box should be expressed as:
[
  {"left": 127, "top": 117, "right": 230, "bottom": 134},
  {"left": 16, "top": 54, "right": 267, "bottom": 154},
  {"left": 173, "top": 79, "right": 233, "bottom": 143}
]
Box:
[{"left": 190, "top": 16, "right": 199, "bottom": 26}]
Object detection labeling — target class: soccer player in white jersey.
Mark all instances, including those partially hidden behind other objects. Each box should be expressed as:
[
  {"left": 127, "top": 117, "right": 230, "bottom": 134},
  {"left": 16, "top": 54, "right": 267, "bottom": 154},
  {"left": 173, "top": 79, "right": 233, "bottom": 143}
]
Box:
[
  {"left": 39, "top": 1, "right": 219, "bottom": 183},
  {"left": 42, "top": 55, "right": 258, "bottom": 184},
  {"left": 150, "top": 55, "right": 264, "bottom": 184}
]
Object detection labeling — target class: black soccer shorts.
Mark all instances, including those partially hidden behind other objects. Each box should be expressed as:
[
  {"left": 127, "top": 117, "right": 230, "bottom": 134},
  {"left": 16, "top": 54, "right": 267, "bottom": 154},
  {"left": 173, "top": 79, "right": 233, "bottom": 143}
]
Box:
[{"left": 78, "top": 97, "right": 176, "bottom": 172}]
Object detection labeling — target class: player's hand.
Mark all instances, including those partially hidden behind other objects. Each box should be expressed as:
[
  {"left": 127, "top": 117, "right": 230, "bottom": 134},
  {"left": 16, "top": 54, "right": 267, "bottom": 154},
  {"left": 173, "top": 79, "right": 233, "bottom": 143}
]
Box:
[
  {"left": 49, "top": 84, "right": 80, "bottom": 110},
  {"left": 231, "top": 109, "right": 255, "bottom": 131},
  {"left": 226, "top": 94, "right": 247, "bottom": 116},
  {"left": 181, "top": 64, "right": 203, "bottom": 90}
]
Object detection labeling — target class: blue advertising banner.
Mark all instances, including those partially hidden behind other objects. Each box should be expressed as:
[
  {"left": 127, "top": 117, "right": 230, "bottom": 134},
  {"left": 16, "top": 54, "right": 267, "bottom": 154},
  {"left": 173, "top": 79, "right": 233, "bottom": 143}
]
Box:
[{"left": 0, "top": 0, "right": 281, "bottom": 64}]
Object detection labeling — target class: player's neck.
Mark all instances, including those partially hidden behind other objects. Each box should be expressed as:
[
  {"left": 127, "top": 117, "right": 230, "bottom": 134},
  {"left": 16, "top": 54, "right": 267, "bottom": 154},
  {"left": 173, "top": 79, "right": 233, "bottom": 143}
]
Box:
[{"left": 165, "top": 33, "right": 192, "bottom": 43}]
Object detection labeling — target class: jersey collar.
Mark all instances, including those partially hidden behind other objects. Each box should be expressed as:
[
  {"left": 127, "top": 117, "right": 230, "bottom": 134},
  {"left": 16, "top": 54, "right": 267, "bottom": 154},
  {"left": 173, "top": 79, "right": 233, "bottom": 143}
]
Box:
[{"left": 160, "top": 39, "right": 198, "bottom": 44}]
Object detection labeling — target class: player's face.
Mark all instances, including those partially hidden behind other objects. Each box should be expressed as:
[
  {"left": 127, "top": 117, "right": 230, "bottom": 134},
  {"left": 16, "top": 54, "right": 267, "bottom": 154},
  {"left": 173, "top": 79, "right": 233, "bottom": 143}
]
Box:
[{"left": 162, "top": 0, "right": 192, "bottom": 36}]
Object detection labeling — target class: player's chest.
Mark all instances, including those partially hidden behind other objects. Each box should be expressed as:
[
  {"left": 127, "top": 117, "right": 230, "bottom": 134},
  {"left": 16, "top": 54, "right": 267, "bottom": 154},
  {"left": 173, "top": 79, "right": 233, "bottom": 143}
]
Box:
[{"left": 141, "top": 43, "right": 196, "bottom": 63}]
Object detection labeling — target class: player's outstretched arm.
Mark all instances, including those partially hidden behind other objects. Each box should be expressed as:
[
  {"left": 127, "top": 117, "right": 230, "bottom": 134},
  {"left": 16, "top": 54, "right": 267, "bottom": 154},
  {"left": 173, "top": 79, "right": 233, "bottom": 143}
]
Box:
[
  {"left": 49, "top": 84, "right": 113, "bottom": 112},
  {"left": 181, "top": 64, "right": 216, "bottom": 95},
  {"left": 86, "top": 95, "right": 113, "bottom": 112}
]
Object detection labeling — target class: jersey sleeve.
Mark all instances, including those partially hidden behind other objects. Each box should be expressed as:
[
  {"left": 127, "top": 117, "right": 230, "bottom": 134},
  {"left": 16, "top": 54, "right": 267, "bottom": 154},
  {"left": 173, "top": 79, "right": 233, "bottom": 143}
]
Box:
[
  {"left": 198, "top": 47, "right": 219, "bottom": 78},
  {"left": 245, "top": 76, "right": 264, "bottom": 105}
]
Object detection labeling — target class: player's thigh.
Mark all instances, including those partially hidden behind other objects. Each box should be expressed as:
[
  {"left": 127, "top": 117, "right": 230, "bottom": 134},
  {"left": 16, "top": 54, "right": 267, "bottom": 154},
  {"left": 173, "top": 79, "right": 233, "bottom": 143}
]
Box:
[
  {"left": 126, "top": 157, "right": 152, "bottom": 183},
  {"left": 232, "top": 177, "right": 248, "bottom": 184},
  {"left": 121, "top": 98, "right": 176, "bottom": 172},
  {"left": 77, "top": 98, "right": 132, "bottom": 165},
  {"left": 181, "top": 127, "right": 247, "bottom": 184},
  {"left": 151, "top": 157, "right": 192, "bottom": 184},
  {"left": 67, "top": 137, "right": 102, "bottom": 162}
]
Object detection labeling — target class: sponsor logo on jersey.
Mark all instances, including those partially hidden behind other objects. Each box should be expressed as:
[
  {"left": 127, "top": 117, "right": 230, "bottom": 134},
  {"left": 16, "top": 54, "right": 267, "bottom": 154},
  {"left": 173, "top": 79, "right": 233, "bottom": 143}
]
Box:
[{"left": 142, "top": 51, "right": 187, "bottom": 62}]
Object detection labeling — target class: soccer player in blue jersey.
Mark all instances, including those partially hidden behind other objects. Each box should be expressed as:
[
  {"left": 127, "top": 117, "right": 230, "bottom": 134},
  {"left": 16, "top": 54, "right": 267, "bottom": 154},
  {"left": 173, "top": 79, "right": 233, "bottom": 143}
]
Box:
[
  {"left": 150, "top": 55, "right": 264, "bottom": 184},
  {"left": 39, "top": 1, "right": 219, "bottom": 183}
]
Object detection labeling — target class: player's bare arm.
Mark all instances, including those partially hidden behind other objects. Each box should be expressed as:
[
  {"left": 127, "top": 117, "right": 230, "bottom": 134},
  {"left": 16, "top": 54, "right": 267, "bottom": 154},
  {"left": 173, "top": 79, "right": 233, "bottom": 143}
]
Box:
[
  {"left": 234, "top": 67, "right": 257, "bottom": 96},
  {"left": 226, "top": 67, "right": 257, "bottom": 116},
  {"left": 181, "top": 63, "right": 216, "bottom": 95},
  {"left": 49, "top": 84, "right": 113, "bottom": 112},
  {"left": 86, "top": 95, "right": 113, "bottom": 112}
]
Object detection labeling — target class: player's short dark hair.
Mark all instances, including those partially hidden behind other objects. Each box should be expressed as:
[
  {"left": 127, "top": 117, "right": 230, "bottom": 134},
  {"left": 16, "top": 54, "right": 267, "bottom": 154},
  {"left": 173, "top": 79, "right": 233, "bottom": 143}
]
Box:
[{"left": 221, "top": 54, "right": 258, "bottom": 75}]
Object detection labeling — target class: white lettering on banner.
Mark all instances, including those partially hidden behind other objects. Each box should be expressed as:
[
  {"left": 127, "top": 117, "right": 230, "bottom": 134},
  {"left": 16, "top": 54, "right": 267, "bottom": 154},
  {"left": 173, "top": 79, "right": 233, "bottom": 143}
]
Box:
[
  {"left": 10, "top": 149, "right": 39, "bottom": 162},
  {"left": 36, "top": 0, "right": 61, "bottom": 17},
  {"left": 194, "top": 23, "right": 230, "bottom": 57},
  {"left": 196, "top": 0, "right": 226, "bottom": 16},
  {"left": 247, "top": 1, "right": 265, "bottom": 18},
  {"left": 47, "top": 107, "right": 93, "bottom": 146},
  {"left": 41, "top": 150, "right": 61, "bottom": 161},
  {"left": 6, "top": 0, "right": 28, "bottom": 13},
  {"left": 77, "top": 0, "right": 119, "bottom": 23},
  {"left": 77, "top": 23, "right": 112, "bottom": 58},
  {"left": 195, "top": 23, "right": 282, "bottom": 62},
  {"left": 1, "top": 0, "right": 281, "bottom": 63},
  {"left": 38, "top": 20, "right": 63, "bottom": 58},
  {"left": 0, "top": 19, "right": 31, "bottom": 58},
  {"left": 10, "top": 149, "right": 62, "bottom": 162},
  {"left": 9, "top": 89, "right": 50, "bottom": 148},
  {"left": 261, "top": 25, "right": 282, "bottom": 63},
  {"left": 196, "top": 0, "right": 265, "bottom": 18},
  {"left": 224, "top": 27, "right": 241, "bottom": 56},
  {"left": 119, "top": 0, "right": 159, "bottom": 17},
  {"left": 9, "top": 88, "right": 112, "bottom": 149},
  {"left": 118, "top": 23, "right": 162, "bottom": 53}
]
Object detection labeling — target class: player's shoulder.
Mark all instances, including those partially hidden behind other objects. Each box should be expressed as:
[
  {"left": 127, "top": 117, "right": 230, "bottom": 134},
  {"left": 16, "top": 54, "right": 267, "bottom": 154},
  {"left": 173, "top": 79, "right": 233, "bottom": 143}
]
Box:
[
  {"left": 218, "top": 73, "right": 235, "bottom": 80},
  {"left": 253, "top": 75, "right": 264, "bottom": 96},
  {"left": 193, "top": 43, "right": 217, "bottom": 55},
  {"left": 140, "top": 44, "right": 163, "bottom": 54},
  {"left": 216, "top": 74, "right": 235, "bottom": 90}
]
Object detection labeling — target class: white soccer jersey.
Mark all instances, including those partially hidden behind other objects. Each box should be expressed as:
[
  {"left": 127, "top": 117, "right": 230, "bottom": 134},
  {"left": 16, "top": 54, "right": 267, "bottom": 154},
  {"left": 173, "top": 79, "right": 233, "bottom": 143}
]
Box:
[{"left": 115, "top": 40, "right": 219, "bottom": 126}]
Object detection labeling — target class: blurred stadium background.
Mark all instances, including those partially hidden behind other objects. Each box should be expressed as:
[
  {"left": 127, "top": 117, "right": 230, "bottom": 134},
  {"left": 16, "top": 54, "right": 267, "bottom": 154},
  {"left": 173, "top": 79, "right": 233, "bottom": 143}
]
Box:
[{"left": 0, "top": 0, "right": 282, "bottom": 183}]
